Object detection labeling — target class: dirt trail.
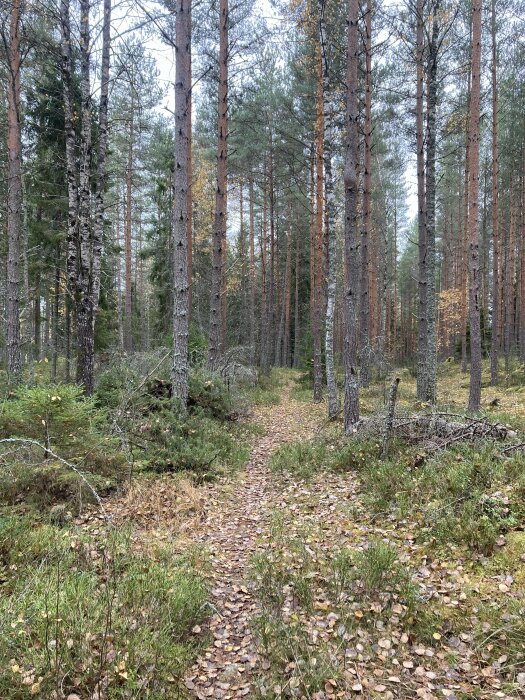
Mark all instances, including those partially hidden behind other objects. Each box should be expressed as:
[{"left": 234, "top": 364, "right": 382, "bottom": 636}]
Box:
[{"left": 184, "top": 385, "right": 320, "bottom": 699}]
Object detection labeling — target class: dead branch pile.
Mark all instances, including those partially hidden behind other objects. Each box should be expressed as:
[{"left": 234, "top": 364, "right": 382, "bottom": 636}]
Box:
[{"left": 363, "top": 411, "right": 516, "bottom": 451}]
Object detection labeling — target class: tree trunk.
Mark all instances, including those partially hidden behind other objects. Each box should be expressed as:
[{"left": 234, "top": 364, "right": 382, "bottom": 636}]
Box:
[
  {"left": 504, "top": 188, "right": 515, "bottom": 371},
  {"left": 293, "top": 223, "right": 301, "bottom": 368},
  {"left": 320, "top": 0, "right": 340, "bottom": 416},
  {"left": 208, "top": 0, "right": 228, "bottom": 370},
  {"left": 424, "top": 6, "right": 438, "bottom": 403},
  {"left": 75, "top": 0, "right": 95, "bottom": 392},
  {"left": 91, "top": 0, "right": 111, "bottom": 321},
  {"left": 187, "top": 36, "right": 193, "bottom": 317},
  {"left": 467, "top": 0, "right": 482, "bottom": 411},
  {"left": 60, "top": 0, "right": 78, "bottom": 384},
  {"left": 343, "top": 0, "right": 360, "bottom": 432},
  {"left": 359, "top": 0, "right": 372, "bottom": 388},
  {"left": 115, "top": 197, "right": 124, "bottom": 350},
  {"left": 124, "top": 109, "right": 134, "bottom": 353},
  {"left": 268, "top": 142, "right": 276, "bottom": 365},
  {"left": 51, "top": 249, "right": 60, "bottom": 382},
  {"left": 172, "top": 0, "right": 191, "bottom": 408},
  {"left": 313, "top": 52, "right": 324, "bottom": 402},
  {"left": 249, "top": 177, "right": 256, "bottom": 363},
  {"left": 6, "top": 0, "right": 23, "bottom": 386},
  {"left": 283, "top": 207, "right": 292, "bottom": 366},
  {"left": 415, "top": 0, "right": 427, "bottom": 400},
  {"left": 260, "top": 174, "right": 270, "bottom": 372},
  {"left": 238, "top": 181, "right": 247, "bottom": 344}
]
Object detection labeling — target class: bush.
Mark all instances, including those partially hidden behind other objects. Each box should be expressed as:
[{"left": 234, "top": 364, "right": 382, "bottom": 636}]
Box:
[
  {"left": 0, "top": 384, "right": 126, "bottom": 512},
  {"left": 188, "top": 368, "right": 232, "bottom": 419},
  {"left": 0, "top": 384, "right": 101, "bottom": 451},
  {"left": 358, "top": 441, "right": 525, "bottom": 553}
]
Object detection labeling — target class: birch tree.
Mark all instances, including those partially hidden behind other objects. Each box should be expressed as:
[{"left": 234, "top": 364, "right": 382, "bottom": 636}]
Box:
[
  {"left": 319, "top": 0, "right": 340, "bottom": 418},
  {"left": 343, "top": 0, "right": 360, "bottom": 432}
]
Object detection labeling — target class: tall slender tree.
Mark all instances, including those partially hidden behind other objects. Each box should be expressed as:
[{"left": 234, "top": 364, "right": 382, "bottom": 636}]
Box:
[
  {"left": 490, "top": 0, "right": 499, "bottom": 385},
  {"left": 359, "top": 0, "right": 372, "bottom": 388},
  {"left": 172, "top": 0, "right": 191, "bottom": 407},
  {"left": 343, "top": 0, "right": 360, "bottom": 432},
  {"left": 415, "top": 0, "right": 427, "bottom": 400},
  {"left": 424, "top": 2, "right": 439, "bottom": 403},
  {"left": 467, "top": 0, "right": 482, "bottom": 411},
  {"left": 208, "top": 0, "right": 228, "bottom": 370},
  {"left": 4, "top": 0, "right": 23, "bottom": 386},
  {"left": 320, "top": 0, "right": 340, "bottom": 418}
]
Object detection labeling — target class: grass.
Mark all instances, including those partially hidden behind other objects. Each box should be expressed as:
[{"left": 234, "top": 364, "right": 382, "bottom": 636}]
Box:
[
  {"left": 269, "top": 434, "right": 383, "bottom": 480},
  {"left": 0, "top": 517, "right": 208, "bottom": 699},
  {"left": 245, "top": 369, "right": 287, "bottom": 406},
  {"left": 0, "top": 360, "right": 252, "bottom": 699}
]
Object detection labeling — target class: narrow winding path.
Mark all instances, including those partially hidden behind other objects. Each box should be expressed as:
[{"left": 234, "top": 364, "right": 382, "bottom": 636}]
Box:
[{"left": 184, "top": 385, "right": 320, "bottom": 699}]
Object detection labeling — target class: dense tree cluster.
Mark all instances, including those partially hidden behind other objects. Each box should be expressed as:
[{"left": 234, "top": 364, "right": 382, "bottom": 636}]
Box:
[{"left": 1, "top": 0, "right": 525, "bottom": 425}]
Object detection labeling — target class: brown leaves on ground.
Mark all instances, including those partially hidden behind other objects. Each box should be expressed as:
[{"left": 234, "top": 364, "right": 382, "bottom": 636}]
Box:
[{"left": 76, "top": 375, "right": 524, "bottom": 699}]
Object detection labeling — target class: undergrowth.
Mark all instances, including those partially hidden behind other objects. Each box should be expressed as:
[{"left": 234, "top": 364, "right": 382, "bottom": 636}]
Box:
[
  {"left": 250, "top": 514, "right": 430, "bottom": 697},
  {"left": 0, "top": 517, "right": 208, "bottom": 699}
]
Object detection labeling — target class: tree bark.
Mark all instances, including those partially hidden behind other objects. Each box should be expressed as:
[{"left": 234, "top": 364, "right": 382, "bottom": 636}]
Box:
[
  {"left": 424, "top": 5, "right": 438, "bottom": 403},
  {"left": 415, "top": 0, "right": 427, "bottom": 400},
  {"left": 313, "top": 51, "right": 324, "bottom": 402},
  {"left": 75, "top": 0, "right": 95, "bottom": 392},
  {"left": 51, "top": 248, "right": 60, "bottom": 382},
  {"left": 208, "top": 0, "right": 228, "bottom": 370},
  {"left": 172, "top": 0, "right": 191, "bottom": 408},
  {"left": 124, "top": 108, "right": 134, "bottom": 352},
  {"left": 283, "top": 206, "right": 292, "bottom": 366},
  {"left": 91, "top": 0, "right": 111, "bottom": 319},
  {"left": 249, "top": 177, "right": 256, "bottom": 363},
  {"left": 260, "top": 173, "right": 270, "bottom": 372},
  {"left": 6, "top": 0, "right": 23, "bottom": 386},
  {"left": 319, "top": 0, "right": 340, "bottom": 416},
  {"left": 467, "top": 0, "right": 482, "bottom": 411},
  {"left": 343, "top": 0, "right": 360, "bottom": 432},
  {"left": 504, "top": 187, "right": 515, "bottom": 371},
  {"left": 60, "top": 0, "right": 78, "bottom": 383},
  {"left": 359, "top": 0, "right": 372, "bottom": 388},
  {"left": 293, "top": 222, "right": 301, "bottom": 368}
]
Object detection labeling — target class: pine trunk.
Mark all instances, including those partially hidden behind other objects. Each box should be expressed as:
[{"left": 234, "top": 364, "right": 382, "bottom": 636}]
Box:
[
  {"left": 424, "top": 10, "right": 438, "bottom": 403},
  {"left": 416, "top": 0, "right": 427, "bottom": 400},
  {"left": 6, "top": 0, "right": 23, "bottom": 386},
  {"left": 467, "top": 0, "right": 482, "bottom": 411},
  {"left": 208, "top": 0, "right": 228, "bottom": 370},
  {"left": 313, "top": 53, "right": 324, "bottom": 402},
  {"left": 172, "top": 0, "right": 191, "bottom": 408},
  {"left": 249, "top": 177, "right": 256, "bottom": 363},
  {"left": 359, "top": 0, "right": 372, "bottom": 388},
  {"left": 124, "top": 111, "right": 134, "bottom": 353},
  {"left": 293, "top": 225, "right": 301, "bottom": 368}
]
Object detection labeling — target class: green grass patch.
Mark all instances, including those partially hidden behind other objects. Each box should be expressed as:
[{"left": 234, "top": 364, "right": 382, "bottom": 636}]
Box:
[
  {"left": 0, "top": 517, "right": 208, "bottom": 699},
  {"left": 269, "top": 436, "right": 382, "bottom": 480}
]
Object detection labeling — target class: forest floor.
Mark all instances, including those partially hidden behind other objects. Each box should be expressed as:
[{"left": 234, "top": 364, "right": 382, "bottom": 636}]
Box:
[{"left": 173, "top": 371, "right": 525, "bottom": 700}]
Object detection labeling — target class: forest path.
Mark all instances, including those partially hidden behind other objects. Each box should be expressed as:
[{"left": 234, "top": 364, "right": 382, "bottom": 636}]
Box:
[{"left": 184, "top": 381, "right": 322, "bottom": 699}]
